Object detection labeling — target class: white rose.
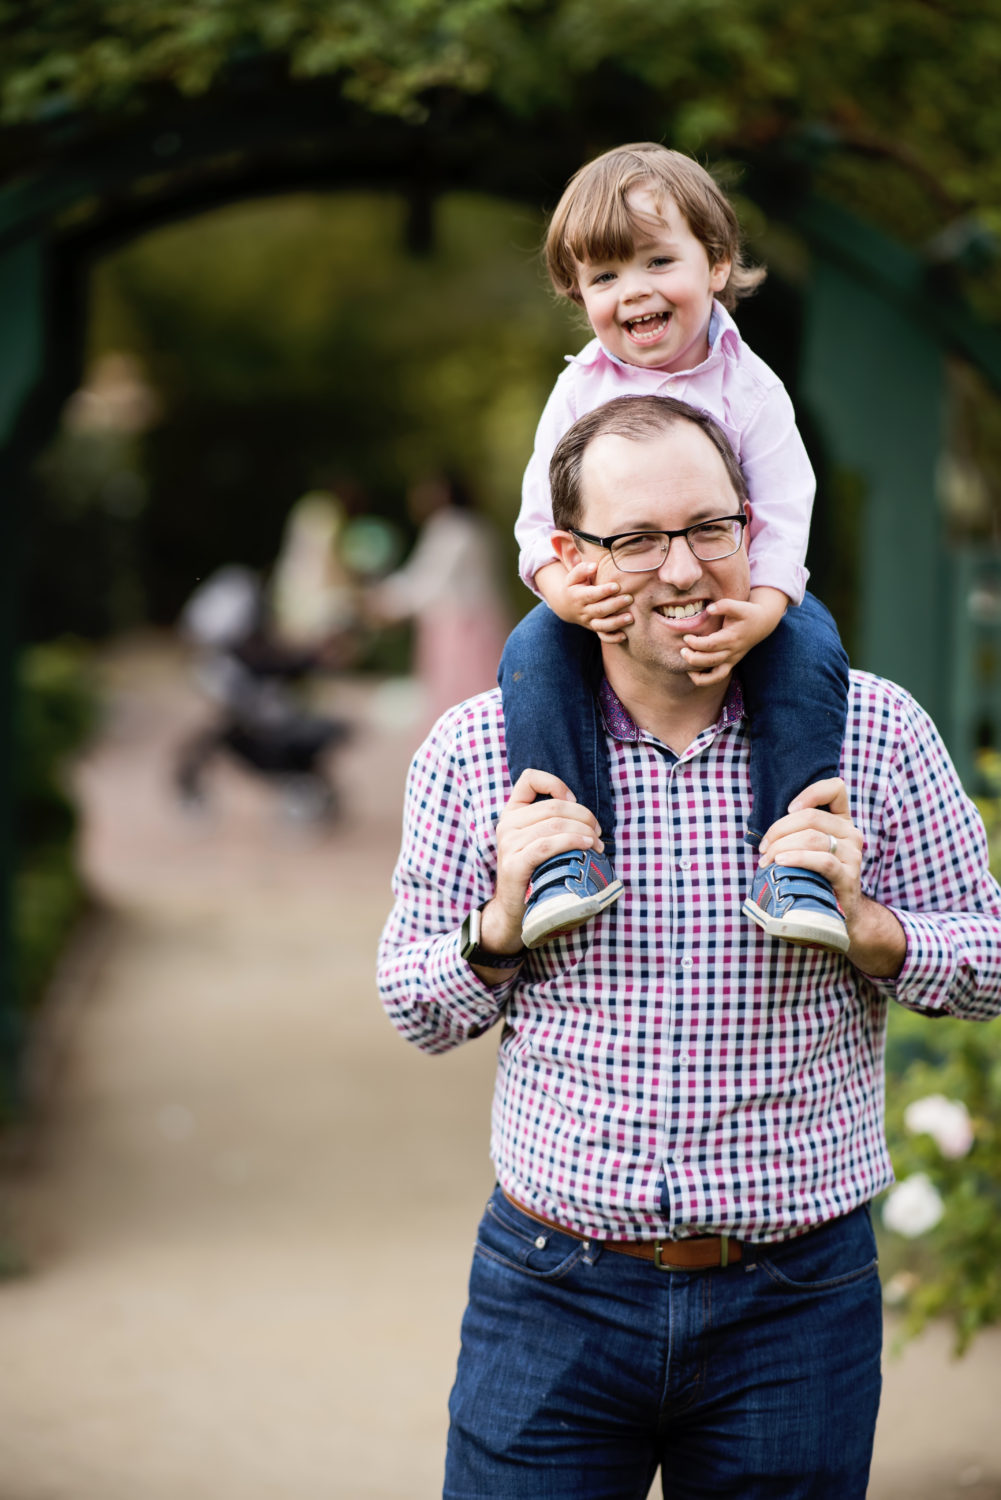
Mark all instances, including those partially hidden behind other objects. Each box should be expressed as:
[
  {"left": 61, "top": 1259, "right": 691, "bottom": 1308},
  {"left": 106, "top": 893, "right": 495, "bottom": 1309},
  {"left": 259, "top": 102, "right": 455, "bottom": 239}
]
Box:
[
  {"left": 903, "top": 1093, "right": 974, "bottom": 1159},
  {"left": 882, "top": 1173, "right": 945, "bottom": 1238}
]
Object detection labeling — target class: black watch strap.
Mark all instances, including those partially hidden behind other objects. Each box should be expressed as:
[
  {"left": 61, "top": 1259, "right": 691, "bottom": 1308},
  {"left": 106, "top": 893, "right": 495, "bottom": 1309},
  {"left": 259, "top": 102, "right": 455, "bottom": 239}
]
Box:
[{"left": 460, "top": 905, "right": 526, "bottom": 969}]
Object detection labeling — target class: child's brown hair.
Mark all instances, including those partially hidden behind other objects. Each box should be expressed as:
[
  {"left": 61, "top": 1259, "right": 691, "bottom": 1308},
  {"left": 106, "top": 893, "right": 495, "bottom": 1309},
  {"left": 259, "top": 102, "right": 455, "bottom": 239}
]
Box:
[{"left": 545, "top": 143, "right": 766, "bottom": 313}]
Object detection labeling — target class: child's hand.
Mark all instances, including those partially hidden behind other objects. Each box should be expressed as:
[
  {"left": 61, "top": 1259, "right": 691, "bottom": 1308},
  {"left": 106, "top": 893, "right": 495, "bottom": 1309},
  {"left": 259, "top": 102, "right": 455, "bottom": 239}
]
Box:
[
  {"left": 558, "top": 560, "right": 634, "bottom": 642},
  {"left": 680, "top": 596, "right": 778, "bottom": 685}
]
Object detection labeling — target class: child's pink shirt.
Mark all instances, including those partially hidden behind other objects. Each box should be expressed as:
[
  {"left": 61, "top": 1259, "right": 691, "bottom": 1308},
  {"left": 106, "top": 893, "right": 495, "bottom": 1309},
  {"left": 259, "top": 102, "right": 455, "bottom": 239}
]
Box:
[{"left": 516, "top": 302, "right": 814, "bottom": 604}]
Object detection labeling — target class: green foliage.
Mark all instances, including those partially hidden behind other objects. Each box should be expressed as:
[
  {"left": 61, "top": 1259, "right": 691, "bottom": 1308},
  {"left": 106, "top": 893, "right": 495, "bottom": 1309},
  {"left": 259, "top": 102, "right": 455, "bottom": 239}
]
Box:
[
  {"left": 13, "top": 641, "right": 97, "bottom": 1021},
  {"left": 976, "top": 749, "right": 1001, "bottom": 871},
  {"left": 14, "top": 842, "right": 84, "bottom": 1021},
  {"left": 881, "top": 751, "right": 1001, "bottom": 1353},
  {"left": 3, "top": 0, "right": 1001, "bottom": 268}
]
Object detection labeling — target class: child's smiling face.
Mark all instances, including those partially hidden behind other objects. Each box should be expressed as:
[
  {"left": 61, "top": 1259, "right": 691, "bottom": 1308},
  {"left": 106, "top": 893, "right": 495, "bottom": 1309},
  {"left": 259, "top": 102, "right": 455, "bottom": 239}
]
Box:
[{"left": 573, "top": 186, "right": 731, "bottom": 374}]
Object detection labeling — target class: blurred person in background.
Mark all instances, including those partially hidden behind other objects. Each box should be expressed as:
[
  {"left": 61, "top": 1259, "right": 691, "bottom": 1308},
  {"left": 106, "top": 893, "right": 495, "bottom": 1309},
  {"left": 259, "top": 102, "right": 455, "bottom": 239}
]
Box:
[
  {"left": 370, "top": 473, "right": 510, "bottom": 734},
  {"left": 269, "top": 489, "right": 360, "bottom": 652}
]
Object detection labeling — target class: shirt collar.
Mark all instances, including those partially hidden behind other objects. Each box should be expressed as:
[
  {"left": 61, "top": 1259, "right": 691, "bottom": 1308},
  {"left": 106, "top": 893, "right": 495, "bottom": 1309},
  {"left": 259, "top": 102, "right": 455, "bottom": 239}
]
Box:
[
  {"left": 567, "top": 301, "right": 743, "bottom": 372},
  {"left": 597, "top": 674, "right": 746, "bottom": 745},
  {"left": 708, "top": 302, "right": 743, "bottom": 356}
]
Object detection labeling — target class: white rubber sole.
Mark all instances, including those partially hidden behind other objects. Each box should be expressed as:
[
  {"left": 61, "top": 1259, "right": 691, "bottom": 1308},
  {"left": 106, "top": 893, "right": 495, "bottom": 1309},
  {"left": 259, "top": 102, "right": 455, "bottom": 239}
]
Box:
[
  {"left": 742, "top": 897, "right": 850, "bottom": 955},
  {"left": 522, "top": 879, "right": 625, "bottom": 950}
]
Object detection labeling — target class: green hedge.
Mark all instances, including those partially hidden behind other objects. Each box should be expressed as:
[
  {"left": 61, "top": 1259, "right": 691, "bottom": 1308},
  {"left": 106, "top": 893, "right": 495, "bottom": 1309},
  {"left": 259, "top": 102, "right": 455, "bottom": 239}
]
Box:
[{"left": 13, "top": 640, "right": 97, "bottom": 1024}]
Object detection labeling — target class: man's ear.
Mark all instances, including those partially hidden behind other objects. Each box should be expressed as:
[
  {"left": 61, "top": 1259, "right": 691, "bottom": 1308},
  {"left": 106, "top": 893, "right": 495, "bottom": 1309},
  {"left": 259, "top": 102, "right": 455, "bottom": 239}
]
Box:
[{"left": 550, "top": 530, "right": 584, "bottom": 572}]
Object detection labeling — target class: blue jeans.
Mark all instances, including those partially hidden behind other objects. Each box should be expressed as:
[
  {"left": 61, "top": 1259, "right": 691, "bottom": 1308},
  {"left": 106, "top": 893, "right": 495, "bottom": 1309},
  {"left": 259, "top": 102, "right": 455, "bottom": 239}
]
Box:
[
  {"left": 444, "top": 1187, "right": 883, "bottom": 1499},
  {"left": 498, "top": 594, "right": 850, "bottom": 853}
]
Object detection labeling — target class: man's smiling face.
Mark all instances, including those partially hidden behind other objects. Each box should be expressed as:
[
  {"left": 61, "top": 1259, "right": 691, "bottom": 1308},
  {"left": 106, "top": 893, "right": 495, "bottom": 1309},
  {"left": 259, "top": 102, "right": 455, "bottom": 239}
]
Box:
[{"left": 573, "top": 421, "right": 750, "bottom": 683}]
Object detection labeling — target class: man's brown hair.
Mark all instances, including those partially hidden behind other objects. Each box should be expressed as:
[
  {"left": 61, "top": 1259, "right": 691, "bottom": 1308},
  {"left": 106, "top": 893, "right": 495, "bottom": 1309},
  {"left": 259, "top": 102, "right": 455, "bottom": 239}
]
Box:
[{"left": 549, "top": 395, "right": 749, "bottom": 533}]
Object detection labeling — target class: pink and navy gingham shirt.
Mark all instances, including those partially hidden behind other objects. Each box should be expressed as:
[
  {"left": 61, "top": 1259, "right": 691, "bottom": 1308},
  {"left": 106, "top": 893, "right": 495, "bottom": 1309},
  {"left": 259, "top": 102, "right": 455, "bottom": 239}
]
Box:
[
  {"left": 517, "top": 303, "right": 815, "bottom": 603},
  {"left": 378, "top": 672, "right": 1001, "bottom": 1243}
]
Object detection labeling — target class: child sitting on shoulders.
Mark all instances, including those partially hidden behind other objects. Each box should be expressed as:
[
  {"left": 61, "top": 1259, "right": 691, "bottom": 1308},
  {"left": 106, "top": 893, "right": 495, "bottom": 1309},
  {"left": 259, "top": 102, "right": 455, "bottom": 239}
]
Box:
[{"left": 500, "top": 141, "right": 850, "bottom": 954}]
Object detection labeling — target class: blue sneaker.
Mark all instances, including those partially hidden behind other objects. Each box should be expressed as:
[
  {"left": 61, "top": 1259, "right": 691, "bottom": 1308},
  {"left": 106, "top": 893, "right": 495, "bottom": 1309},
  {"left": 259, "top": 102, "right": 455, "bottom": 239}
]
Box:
[
  {"left": 521, "top": 849, "right": 624, "bottom": 949},
  {"left": 743, "top": 864, "right": 850, "bottom": 954}
]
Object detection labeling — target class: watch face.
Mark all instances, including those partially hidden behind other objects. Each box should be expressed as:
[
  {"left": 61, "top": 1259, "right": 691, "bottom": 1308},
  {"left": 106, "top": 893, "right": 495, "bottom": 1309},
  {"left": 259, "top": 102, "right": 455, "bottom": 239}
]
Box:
[{"left": 460, "top": 907, "right": 480, "bottom": 958}]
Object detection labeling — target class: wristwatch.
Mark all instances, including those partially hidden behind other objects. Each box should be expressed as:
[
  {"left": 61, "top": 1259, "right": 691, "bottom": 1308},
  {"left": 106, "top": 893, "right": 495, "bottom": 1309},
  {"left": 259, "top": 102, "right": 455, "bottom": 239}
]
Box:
[{"left": 460, "top": 905, "right": 526, "bottom": 969}]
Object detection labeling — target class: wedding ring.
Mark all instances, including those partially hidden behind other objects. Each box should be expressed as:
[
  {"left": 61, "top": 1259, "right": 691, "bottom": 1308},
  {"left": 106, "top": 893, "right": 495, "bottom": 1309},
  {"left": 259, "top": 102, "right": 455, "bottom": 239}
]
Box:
[{"left": 828, "top": 835, "right": 838, "bottom": 857}]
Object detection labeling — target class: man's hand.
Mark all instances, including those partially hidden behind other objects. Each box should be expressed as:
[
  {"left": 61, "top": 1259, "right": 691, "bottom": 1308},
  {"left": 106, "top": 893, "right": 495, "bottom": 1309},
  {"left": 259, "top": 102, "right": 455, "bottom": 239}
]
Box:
[
  {"left": 680, "top": 586, "right": 788, "bottom": 686},
  {"left": 757, "top": 778, "right": 906, "bottom": 978},
  {"left": 536, "top": 558, "right": 633, "bottom": 642},
  {"left": 477, "top": 770, "right": 604, "bottom": 958}
]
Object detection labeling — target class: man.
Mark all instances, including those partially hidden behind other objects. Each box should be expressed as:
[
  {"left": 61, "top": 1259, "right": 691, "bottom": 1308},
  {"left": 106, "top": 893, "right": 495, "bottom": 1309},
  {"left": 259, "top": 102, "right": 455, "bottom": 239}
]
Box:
[{"left": 377, "top": 395, "right": 1001, "bottom": 1500}]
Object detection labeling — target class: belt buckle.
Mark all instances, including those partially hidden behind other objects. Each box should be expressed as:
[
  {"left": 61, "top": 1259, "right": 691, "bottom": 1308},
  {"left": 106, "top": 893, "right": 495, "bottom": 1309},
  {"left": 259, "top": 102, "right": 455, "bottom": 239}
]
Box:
[
  {"left": 653, "top": 1237, "right": 731, "bottom": 1271},
  {"left": 653, "top": 1240, "right": 682, "bottom": 1272}
]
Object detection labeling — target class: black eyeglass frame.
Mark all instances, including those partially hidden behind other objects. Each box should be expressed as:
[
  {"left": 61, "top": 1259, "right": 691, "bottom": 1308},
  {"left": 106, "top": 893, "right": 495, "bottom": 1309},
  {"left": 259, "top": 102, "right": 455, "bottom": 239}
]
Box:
[{"left": 568, "top": 514, "right": 748, "bottom": 569}]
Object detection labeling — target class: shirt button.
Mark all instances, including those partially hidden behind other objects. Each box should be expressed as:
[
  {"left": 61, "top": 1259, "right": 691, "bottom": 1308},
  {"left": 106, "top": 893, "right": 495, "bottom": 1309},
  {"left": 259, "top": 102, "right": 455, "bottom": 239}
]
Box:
[
  {"left": 679, "top": 857, "right": 692, "bottom": 870},
  {"left": 681, "top": 956, "right": 694, "bottom": 970}
]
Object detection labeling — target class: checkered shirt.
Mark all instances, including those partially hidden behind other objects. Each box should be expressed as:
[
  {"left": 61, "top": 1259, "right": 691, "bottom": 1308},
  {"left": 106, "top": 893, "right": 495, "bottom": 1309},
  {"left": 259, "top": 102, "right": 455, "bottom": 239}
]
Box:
[{"left": 377, "top": 671, "right": 1001, "bottom": 1242}]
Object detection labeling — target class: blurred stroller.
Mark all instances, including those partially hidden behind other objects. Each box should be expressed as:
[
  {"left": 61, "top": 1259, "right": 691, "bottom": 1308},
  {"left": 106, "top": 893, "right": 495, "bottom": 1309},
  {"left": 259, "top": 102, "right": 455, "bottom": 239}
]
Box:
[{"left": 175, "top": 565, "right": 353, "bottom": 825}]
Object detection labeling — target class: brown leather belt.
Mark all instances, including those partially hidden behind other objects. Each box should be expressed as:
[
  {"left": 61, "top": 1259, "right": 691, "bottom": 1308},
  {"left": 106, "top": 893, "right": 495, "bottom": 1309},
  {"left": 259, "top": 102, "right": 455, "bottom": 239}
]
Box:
[{"left": 503, "top": 1190, "right": 742, "bottom": 1271}]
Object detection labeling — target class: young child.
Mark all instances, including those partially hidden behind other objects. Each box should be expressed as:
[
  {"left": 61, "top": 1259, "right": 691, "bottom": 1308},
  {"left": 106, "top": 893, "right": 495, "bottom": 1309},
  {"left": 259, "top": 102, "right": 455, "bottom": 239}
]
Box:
[{"left": 500, "top": 142, "right": 851, "bottom": 953}]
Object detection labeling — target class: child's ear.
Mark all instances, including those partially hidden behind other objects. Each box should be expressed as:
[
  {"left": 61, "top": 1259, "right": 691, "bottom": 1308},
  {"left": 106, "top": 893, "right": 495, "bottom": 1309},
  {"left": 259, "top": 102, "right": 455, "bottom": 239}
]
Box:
[{"left": 710, "top": 258, "right": 732, "bottom": 294}]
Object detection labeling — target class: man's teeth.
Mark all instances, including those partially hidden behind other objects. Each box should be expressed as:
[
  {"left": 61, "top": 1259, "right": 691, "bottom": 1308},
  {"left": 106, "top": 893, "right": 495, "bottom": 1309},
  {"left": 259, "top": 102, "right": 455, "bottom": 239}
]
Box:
[{"left": 661, "top": 601, "right": 704, "bottom": 619}]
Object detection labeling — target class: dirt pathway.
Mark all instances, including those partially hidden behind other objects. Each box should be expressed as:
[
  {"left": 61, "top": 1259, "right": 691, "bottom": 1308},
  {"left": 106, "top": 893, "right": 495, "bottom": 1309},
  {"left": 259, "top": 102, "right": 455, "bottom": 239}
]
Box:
[{"left": 0, "top": 636, "right": 998, "bottom": 1498}]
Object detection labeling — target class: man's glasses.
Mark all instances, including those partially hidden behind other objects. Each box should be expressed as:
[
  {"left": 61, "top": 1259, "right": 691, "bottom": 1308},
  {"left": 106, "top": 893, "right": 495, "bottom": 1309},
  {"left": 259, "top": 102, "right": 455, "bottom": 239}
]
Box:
[{"left": 569, "top": 515, "right": 747, "bottom": 572}]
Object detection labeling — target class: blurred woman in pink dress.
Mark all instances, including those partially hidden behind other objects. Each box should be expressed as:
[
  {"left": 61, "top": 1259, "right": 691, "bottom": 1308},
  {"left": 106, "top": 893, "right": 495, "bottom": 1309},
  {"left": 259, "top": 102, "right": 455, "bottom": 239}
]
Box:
[{"left": 373, "top": 474, "right": 511, "bottom": 734}]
